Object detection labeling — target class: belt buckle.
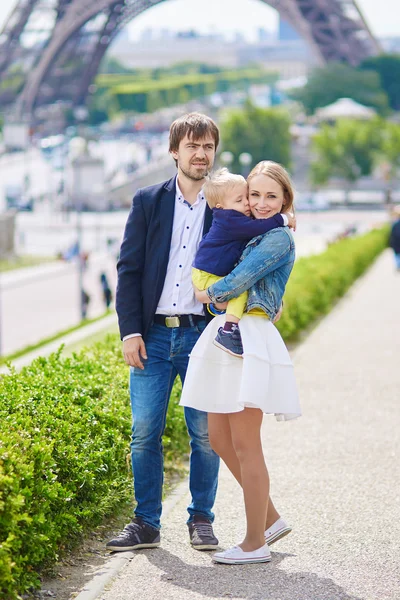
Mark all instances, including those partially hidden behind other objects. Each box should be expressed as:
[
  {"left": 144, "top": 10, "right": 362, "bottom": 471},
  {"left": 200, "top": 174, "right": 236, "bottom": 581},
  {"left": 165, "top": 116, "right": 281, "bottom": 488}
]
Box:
[{"left": 165, "top": 316, "right": 180, "bottom": 328}]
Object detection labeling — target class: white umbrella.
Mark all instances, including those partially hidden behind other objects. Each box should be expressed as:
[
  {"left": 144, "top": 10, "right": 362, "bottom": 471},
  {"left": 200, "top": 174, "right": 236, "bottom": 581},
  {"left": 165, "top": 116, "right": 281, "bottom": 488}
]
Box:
[{"left": 315, "top": 97, "right": 376, "bottom": 121}]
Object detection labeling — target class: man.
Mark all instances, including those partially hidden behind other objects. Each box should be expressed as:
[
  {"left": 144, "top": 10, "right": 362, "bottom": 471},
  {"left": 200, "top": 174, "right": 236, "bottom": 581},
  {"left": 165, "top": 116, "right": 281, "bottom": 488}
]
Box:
[{"left": 107, "top": 113, "right": 221, "bottom": 552}]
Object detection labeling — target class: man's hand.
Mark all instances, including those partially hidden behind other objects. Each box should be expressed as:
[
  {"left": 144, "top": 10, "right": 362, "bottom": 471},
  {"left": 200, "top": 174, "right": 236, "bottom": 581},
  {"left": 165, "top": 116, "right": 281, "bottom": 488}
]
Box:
[
  {"left": 287, "top": 213, "right": 297, "bottom": 231},
  {"left": 273, "top": 303, "right": 283, "bottom": 324},
  {"left": 123, "top": 336, "right": 147, "bottom": 370}
]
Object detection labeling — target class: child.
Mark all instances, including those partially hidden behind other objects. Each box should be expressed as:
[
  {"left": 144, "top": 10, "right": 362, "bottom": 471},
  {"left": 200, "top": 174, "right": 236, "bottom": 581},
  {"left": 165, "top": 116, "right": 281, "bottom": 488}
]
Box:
[{"left": 192, "top": 168, "right": 295, "bottom": 357}]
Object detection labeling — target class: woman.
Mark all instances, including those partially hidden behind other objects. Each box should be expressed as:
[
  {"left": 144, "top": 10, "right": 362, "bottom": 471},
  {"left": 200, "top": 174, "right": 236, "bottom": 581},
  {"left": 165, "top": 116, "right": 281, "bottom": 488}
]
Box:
[{"left": 180, "top": 161, "right": 301, "bottom": 564}]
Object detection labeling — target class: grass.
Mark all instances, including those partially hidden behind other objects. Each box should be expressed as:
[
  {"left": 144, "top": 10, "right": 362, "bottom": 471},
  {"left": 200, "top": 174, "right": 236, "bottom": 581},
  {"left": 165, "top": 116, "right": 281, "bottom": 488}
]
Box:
[
  {"left": 0, "top": 310, "right": 114, "bottom": 366},
  {"left": 0, "top": 255, "right": 57, "bottom": 272},
  {"left": 62, "top": 323, "right": 119, "bottom": 356}
]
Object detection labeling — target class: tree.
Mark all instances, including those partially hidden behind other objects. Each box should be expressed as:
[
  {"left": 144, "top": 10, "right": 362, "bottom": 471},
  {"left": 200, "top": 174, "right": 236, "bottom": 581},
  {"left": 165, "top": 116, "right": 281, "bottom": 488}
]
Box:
[
  {"left": 290, "top": 63, "right": 389, "bottom": 115},
  {"left": 221, "top": 102, "right": 291, "bottom": 173},
  {"left": 380, "top": 122, "right": 400, "bottom": 176},
  {"left": 99, "top": 56, "right": 135, "bottom": 74},
  {"left": 378, "top": 121, "right": 400, "bottom": 203},
  {"left": 310, "top": 119, "right": 382, "bottom": 202},
  {"left": 86, "top": 88, "right": 119, "bottom": 124},
  {"left": 360, "top": 54, "right": 400, "bottom": 111}
]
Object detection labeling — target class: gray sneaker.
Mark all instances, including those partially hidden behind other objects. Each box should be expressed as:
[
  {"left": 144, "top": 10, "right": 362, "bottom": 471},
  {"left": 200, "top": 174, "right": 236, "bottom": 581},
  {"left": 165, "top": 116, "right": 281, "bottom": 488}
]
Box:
[
  {"left": 106, "top": 518, "right": 160, "bottom": 551},
  {"left": 188, "top": 515, "right": 219, "bottom": 551},
  {"left": 213, "top": 327, "right": 243, "bottom": 357}
]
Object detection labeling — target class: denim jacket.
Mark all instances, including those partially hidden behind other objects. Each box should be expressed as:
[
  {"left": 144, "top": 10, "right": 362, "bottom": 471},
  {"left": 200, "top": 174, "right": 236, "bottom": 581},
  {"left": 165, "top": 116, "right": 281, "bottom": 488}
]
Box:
[{"left": 207, "top": 227, "right": 295, "bottom": 322}]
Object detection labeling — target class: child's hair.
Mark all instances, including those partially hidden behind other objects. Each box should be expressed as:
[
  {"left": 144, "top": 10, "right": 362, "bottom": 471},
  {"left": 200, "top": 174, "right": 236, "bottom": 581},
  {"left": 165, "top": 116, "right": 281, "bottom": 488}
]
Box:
[
  {"left": 247, "top": 161, "right": 295, "bottom": 214},
  {"left": 203, "top": 168, "right": 246, "bottom": 209}
]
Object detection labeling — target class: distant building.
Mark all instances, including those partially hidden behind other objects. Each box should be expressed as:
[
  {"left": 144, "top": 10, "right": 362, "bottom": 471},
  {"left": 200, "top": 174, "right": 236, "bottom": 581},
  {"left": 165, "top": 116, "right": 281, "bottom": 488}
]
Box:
[
  {"left": 380, "top": 36, "right": 400, "bottom": 53},
  {"left": 234, "top": 30, "right": 245, "bottom": 43},
  {"left": 139, "top": 28, "right": 153, "bottom": 41},
  {"left": 238, "top": 39, "right": 316, "bottom": 79},
  {"left": 160, "top": 29, "right": 173, "bottom": 40},
  {"left": 258, "top": 28, "right": 273, "bottom": 43},
  {"left": 109, "top": 36, "right": 239, "bottom": 68},
  {"left": 108, "top": 31, "right": 316, "bottom": 76},
  {"left": 115, "top": 30, "right": 129, "bottom": 42},
  {"left": 278, "top": 18, "right": 301, "bottom": 42},
  {"left": 177, "top": 29, "right": 199, "bottom": 39}
]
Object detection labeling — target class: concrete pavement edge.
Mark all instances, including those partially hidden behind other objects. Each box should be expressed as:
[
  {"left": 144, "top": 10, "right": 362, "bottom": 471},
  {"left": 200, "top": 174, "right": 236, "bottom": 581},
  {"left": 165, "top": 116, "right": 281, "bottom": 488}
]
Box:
[
  {"left": 0, "top": 313, "right": 117, "bottom": 374},
  {"left": 73, "top": 477, "right": 190, "bottom": 600}
]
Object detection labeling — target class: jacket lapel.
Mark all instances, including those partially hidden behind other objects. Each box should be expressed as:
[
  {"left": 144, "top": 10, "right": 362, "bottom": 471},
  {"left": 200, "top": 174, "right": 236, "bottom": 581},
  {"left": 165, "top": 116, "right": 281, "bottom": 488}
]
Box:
[{"left": 157, "top": 175, "right": 176, "bottom": 284}]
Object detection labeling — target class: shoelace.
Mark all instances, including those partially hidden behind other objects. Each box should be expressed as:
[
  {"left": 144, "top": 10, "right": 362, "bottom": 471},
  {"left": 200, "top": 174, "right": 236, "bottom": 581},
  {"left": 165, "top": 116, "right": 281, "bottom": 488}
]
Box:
[
  {"left": 193, "top": 521, "right": 213, "bottom": 537},
  {"left": 120, "top": 521, "right": 143, "bottom": 537}
]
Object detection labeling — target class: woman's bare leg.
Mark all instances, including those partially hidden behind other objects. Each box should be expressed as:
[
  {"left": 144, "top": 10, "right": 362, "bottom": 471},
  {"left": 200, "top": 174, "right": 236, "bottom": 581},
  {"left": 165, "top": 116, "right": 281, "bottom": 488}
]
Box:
[
  {"left": 208, "top": 413, "right": 280, "bottom": 529},
  {"left": 228, "top": 408, "right": 270, "bottom": 551}
]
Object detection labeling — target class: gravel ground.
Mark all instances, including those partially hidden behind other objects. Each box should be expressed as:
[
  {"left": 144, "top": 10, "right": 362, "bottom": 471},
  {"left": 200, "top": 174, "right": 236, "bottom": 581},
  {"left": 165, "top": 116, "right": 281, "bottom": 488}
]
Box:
[{"left": 96, "top": 249, "right": 400, "bottom": 600}]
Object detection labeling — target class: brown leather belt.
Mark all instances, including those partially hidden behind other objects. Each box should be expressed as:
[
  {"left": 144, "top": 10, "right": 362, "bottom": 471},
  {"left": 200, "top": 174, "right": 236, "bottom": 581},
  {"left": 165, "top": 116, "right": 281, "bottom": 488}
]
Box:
[{"left": 153, "top": 314, "right": 205, "bottom": 328}]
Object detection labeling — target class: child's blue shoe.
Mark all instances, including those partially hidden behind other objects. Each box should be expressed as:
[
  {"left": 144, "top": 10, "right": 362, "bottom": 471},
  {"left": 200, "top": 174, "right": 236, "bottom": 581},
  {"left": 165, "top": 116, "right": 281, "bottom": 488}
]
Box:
[{"left": 213, "top": 327, "right": 243, "bottom": 358}]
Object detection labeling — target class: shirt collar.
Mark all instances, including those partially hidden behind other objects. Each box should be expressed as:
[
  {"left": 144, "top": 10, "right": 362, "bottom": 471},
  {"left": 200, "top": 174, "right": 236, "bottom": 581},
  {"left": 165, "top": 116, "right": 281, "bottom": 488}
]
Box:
[{"left": 176, "top": 178, "right": 205, "bottom": 207}]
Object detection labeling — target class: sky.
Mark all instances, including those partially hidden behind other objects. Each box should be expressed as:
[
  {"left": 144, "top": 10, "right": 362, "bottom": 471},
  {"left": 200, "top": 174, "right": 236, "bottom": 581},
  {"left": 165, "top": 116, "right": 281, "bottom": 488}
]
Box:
[{"left": 0, "top": 0, "right": 399, "bottom": 41}]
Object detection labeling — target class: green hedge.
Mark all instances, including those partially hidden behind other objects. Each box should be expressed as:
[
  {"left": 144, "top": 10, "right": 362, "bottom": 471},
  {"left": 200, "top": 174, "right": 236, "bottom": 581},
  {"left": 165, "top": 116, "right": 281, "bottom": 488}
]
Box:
[
  {"left": 95, "top": 69, "right": 275, "bottom": 114},
  {"left": 0, "top": 226, "right": 388, "bottom": 599},
  {"left": 0, "top": 341, "right": 188, "bottom": 599},
  {"left": 277, "top": 225, "right": 389, "bottom": 340}
]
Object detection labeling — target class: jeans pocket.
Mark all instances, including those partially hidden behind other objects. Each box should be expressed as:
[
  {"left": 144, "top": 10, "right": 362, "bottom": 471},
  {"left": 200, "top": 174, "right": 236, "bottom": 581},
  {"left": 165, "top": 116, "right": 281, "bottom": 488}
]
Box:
[{"left": 195, "top": 321, "right": 206, "bottom": 335}]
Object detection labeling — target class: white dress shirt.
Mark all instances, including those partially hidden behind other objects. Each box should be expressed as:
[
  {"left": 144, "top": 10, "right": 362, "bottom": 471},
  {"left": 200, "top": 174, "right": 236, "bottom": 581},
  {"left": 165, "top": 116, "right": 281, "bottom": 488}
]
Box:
[{"left": 123, "top": 179, "right": 206, "bottom": 341}]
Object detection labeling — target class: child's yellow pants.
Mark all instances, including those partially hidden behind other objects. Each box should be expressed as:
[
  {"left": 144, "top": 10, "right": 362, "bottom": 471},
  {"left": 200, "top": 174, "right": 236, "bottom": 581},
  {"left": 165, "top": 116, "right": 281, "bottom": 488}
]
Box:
[{"left": 192, "top": 267, "right": 247, "bottom": 320}]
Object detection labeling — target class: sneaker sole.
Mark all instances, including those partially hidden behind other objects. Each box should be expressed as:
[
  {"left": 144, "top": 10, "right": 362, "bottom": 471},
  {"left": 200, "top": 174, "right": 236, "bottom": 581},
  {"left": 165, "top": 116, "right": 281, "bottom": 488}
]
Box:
[
  {"left": 266, "top": 526, "right": 292, "bottom": 546},
  {"left": 213, "top": 555, "right": 271, "bottom": 565},
  {"left": 213, "top": 339, "right": 243, "bottom": 358},
  {"left": 191, "top": 543, "right": 220, "bottom": 551},
  {"left": 106, "top": 541, "right": 160, "bottom": 551}
]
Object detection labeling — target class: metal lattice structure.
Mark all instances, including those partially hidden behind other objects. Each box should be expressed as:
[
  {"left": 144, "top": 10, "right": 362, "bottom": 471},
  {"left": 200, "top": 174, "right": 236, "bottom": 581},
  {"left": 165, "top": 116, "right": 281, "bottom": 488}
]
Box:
[{"left": 0, "top": 0, "right": 381, "bottom": 122}]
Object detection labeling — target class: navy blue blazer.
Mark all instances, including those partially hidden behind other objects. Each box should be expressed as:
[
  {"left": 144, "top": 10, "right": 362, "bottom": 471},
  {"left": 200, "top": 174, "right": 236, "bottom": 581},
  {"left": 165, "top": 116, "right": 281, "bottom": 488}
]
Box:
[{"left": 116, "top": 175, "right": 213, "bottom": 341}]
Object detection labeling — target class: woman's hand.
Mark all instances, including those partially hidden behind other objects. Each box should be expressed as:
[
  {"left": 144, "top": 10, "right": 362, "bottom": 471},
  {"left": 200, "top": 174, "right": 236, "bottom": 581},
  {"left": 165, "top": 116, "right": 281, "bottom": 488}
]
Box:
[
  {"left": 273, "top": 303, "right": 283, "bottom": 323},
  {"left": 194, "top": 286, "right": 228, "bottom": 309},
  {"left": 287, "top": 213, "right": 297, "bottom": 231}
]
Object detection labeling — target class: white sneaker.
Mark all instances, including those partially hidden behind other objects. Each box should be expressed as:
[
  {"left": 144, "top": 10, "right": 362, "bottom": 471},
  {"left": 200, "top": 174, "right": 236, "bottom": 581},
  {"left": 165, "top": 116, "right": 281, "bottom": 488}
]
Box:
[
  {"left": 213, "top": 543, "right": 271, "bottom": 565},
  {"left": 265, "top": 517, "right": 292, "bottom": 545}
]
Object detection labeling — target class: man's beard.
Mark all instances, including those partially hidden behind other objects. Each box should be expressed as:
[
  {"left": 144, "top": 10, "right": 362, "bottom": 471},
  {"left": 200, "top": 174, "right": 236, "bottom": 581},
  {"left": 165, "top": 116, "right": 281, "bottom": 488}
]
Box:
[{"left": 180, "top": 162, "right": 209, "bottom": 181}]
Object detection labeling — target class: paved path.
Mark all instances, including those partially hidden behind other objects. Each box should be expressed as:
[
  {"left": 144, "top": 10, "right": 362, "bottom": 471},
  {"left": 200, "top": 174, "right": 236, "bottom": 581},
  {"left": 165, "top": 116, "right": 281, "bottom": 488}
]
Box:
[
  {"left": 82, "top": 249, "right": 400, "bottom": 600},
  {"left": 0, "top": 312, "right": 117, "bottom": 374},
  {"left": 0, "top": 252, "right": 117, "bottom": 355},
  {"left": 1, "top": 210, "right": 387, "bottom": 356}
]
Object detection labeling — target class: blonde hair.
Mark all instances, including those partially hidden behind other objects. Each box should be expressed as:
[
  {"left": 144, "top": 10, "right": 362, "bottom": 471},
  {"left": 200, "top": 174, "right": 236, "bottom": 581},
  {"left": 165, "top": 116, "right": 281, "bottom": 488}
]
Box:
[
  {"left": 247, "top": 161, "right": 295, "bottom": 214},
  {"left": 203, "top": 168, "right": 246, "bottom": 209}
]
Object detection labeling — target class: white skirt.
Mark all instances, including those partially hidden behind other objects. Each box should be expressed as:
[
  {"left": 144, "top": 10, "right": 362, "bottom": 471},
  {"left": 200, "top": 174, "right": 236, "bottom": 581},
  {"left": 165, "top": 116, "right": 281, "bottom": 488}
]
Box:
[{"left": 180, "top": 314, "right": 301, "bottom": 421}]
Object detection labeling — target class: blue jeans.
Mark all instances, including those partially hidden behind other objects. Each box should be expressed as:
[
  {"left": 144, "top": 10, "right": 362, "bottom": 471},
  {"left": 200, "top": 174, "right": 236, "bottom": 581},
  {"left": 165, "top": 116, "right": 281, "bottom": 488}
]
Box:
[
  {"left": 129, "top": 322, "right": 220, "bottom": 530},
  {"left": 394, "top": 252, "right": 400, "bottom": 270}
]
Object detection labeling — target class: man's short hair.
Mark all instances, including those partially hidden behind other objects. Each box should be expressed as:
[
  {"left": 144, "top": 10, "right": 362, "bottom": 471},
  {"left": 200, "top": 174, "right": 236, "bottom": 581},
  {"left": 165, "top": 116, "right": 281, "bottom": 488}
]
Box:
[
  {"left": 203, "top": 168, "right": 246, "bottom": 209},
  {"left": 169, "top": 112, "right": 220, "bottom": 154}
]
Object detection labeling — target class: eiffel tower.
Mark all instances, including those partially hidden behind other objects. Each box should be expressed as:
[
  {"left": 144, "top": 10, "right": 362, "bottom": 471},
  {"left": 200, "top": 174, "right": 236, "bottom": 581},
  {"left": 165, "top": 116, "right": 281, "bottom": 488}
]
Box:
[{"left": 0, "top": 0, "right": 380, "bottom": 124}]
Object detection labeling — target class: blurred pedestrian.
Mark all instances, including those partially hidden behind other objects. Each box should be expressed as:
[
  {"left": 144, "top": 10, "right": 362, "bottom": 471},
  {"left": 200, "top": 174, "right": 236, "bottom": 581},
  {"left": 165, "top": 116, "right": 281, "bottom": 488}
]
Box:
[
  {"left": 389, "top": 206, "right": 400, "bottom": 271},
  {"left": 81, "top": 289, "right": 90, "bottom": 319},
  {"left": 106, "top": 237, "right": 120, "bottom": 263},
  {"left": 100, "top": 273, "right": 113, "bottom": 309},
  {"left": 80, "top": 251, "right": 89, "bottom": 271}
]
